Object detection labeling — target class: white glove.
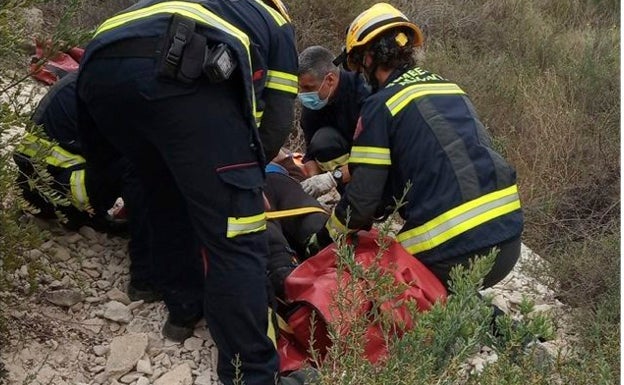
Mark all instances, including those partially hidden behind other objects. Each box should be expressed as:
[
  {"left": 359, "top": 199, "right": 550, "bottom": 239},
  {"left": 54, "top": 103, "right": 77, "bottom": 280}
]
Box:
[{"left": 300, "top": 172, "right": 337, "bottom": 198}]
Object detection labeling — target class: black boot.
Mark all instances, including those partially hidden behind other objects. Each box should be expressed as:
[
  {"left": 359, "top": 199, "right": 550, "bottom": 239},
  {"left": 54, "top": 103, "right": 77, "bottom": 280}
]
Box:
[
  {"left": 162, "top": 316, "right": 201, "bottom": 342},
  {"left": 127, "top": 281, "right": 162, "bottom": 303}
]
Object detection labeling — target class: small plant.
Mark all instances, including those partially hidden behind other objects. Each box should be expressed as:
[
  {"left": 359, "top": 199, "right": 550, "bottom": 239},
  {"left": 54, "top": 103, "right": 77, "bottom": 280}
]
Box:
[{"left": 311, "top": 188, "right": 557, "bottom": 385}]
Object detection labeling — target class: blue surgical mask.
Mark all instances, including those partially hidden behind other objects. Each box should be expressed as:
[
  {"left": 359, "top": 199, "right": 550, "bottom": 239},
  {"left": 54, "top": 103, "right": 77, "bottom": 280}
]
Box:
[
  {"left": 298, "top": 91, "right": 329, "bottom": 110},
  {"left": 298, "top": 75, "right": 333, "bottom": 110}
]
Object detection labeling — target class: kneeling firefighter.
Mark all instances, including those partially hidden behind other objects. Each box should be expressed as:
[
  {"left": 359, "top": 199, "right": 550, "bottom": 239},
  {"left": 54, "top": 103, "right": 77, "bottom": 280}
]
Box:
[
  {"left": 310, "top": 3, "right": 524, "bottom": 290},
  {"left": 76, "top": 1, "right": 314, "bottom": 384}
]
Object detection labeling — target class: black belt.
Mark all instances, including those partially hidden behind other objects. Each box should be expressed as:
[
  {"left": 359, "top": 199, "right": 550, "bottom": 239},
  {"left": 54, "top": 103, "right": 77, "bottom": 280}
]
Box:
[{"left": 91, "top": 37, "right": 163, "bottom": 59}]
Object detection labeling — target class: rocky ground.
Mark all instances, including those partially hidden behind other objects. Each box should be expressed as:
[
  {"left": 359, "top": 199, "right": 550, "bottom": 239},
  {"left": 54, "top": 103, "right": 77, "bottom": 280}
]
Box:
[
  {"left": 0, "top": 79, "right": 572, "bottom": 385},
  {"left": 0, "top": 214, "right": 572, "bottom": 385}
]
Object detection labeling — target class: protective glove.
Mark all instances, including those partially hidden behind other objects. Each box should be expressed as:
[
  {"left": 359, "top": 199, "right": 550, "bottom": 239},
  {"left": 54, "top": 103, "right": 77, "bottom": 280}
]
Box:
[{"left": 300, "top": 171, "right": 336, "bottom": 198}]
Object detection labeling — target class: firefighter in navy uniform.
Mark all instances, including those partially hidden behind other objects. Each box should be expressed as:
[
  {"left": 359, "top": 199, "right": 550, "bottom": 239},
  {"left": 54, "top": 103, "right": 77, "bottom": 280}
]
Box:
[
  {"left": 12, "top": 72, "right": 156, "bottom": 302},
  {"left": 311, "top": 3, "right": 524, "bottom": 290},
  {"left": 76, "top": 1, "right": 312, "bottom": 384},
  {"left": 297, "top": 45, "right": 371, "bottom": 197}
]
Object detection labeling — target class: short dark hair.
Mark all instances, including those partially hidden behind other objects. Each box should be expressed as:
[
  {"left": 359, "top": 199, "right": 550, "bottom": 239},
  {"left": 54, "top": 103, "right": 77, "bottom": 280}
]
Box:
[{"left": 298, "top": 46, "right": 339, "bottom": 80}]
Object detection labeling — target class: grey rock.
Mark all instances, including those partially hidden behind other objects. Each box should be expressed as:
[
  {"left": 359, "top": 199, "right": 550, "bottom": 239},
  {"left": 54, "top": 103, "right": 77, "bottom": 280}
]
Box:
[
  {"left": 183, "top": 337, "right": 203, "bottom": 351},
  {"left": 24, "top": 248, "right": 44, "bottom": 261},
  {"left": 51, "top": 246, "right": 72, "bottom": 262},
  {"left": 91, "top": 244, "right": 106, "bottom": 253},
  {"left": 154, "top": 363, "right": 193, "bottom": 385},
  {"left": 40, "top": 240, "right": 55, "bottom": 251},
  {"left": 107, "top": 288, "right": 131, "bottom": 305},
  {"left": 105, "top": 333, "right": 149, "bottom": 379},
  {"left": 136, "top": 377, "right": 150, "bottom": 385},
  {"left": 127, "top": 318, "right": 150, "bottom": 333},
  {"left": 136, "top": 358, "right": 153, "bottom": 375},
  {"left": 82, "top": 318, "right": 104, "bottom": 333},
  {"left": 95, "top": 280, "right": 112, "bottom": 290},
  {"left": 79, "top": 226, "right": 99, "bottom": 241},
  {"left": 65, "top": 233, "right": 84, "bottom": 244},
  {"left": 84, "top": 269, "right": 102, "bottom": 278},
  {"left": 194, "top": 371, "right": 212, "bottom": 385},
  {"left": 120, "top": 372, "right": 142, "bottom": 383},
  {"left": 127, "top": 300, "right": 145, "bottom": 311},
  {"left": 44, "top": 289, "right": 83, "bottom": 307},
  {"left": 93, "top": 344, "right": 109, "bottom": 356},
  {"left": 102, "top": 301, "right": 133, "bottom": 324},
  {"left": 110, "top": 322, "right": 122, "bottom": 332}
]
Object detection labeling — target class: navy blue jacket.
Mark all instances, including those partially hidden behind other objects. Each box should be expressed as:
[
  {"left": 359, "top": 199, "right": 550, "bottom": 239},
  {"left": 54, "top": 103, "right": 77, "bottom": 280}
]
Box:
[
  {"left": 327, "top": 66, "right": 524, "bottom": 264},
  {"left": 301, "top": 70, "right": 370, "bottom": 150}
]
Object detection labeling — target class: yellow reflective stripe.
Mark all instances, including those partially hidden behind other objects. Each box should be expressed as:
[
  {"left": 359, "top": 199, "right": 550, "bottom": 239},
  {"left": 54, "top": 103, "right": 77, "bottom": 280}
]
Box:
[
  {"left": 396, "top": 185, "right": 521, "bottom": 254},
  {"left": 70, "top": 169, "right": 90, "bottom": 210},
  {"left": 226, "top": 213, "right": 266, "bottom": 238},
  {"left": 325, "top": 211, "right": 349, "bottom": 238},
  {"left": 18, "top": 134, "right": 85, "bottom": 168},
  {"left": 276, "top": 312, "right": 293, "bottom": 334},
  {"left": 255, "top": 110, "right": 264, "bottom": 127},
  {"left": 94, "top": 1, "right": 257, "bottom": 123},
  {"left": 265, "top": 70, "right": 298, "bottom": 94},
  {"left": 349, "top": 146, "right": 391, "bottom": 166},
  {"left": 252, "top": 0, "right": 287, "bottom": 26},
  {"left": 267, "top": 307, "right": 277, "bottom": 347},
  {"left": 386, "top": 83, "right": 465, "bottom": 116},
  {"left": 265, "top": 206, "right": 328, "bottom": 220},
  {"left": 317, "top": 153, "right": 350, "bottom": 172}
]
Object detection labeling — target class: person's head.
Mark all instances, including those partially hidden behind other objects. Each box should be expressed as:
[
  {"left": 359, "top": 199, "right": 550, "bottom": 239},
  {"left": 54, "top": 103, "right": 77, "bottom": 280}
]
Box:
[
  {"left": 339, "top": 3, "right": 424, "bottom": 90},
  {"left": 297, "top": 46, "right": 340, "bottom": 110}
]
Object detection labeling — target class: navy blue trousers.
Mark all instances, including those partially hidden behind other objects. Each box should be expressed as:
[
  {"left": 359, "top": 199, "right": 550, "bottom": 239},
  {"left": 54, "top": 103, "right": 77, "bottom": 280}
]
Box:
[{"left": 77, "top": 57, "right": 277, "bottom": 385}]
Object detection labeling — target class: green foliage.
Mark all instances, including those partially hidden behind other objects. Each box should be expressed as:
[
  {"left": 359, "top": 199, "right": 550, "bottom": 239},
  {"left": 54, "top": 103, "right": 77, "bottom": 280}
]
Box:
[
  {"left": 0, "top": 0, "right": 618, "bottom": 383},
  {"left": 315, "top": 235, "right": 558, "bottom": 385}
]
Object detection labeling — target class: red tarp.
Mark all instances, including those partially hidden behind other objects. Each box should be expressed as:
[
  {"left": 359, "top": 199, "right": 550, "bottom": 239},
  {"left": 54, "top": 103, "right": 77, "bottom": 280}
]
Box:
[
  {"left": 30, "top": 41, "right": 83, "bottom": 85},
  {"left": 277, "top": 230, "right": 447, "bottom": 372}
]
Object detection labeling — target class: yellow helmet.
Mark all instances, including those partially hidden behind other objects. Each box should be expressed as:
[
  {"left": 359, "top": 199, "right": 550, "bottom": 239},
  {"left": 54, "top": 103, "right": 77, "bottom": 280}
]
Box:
[
  {"left": 262, "top": 0, "right": 291, "bottom": 22},
  {"left": 345, "top": 3, "right": 423, "bottom": 54}
]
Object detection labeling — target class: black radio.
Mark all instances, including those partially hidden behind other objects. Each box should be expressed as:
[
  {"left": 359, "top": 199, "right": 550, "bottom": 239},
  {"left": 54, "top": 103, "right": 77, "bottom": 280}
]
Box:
[{"left": 203, "top": 43, "right": 237, "bottom": 83}]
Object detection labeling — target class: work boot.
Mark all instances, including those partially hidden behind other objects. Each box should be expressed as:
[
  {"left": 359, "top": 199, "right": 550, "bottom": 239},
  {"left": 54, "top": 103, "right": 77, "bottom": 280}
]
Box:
[
  {"left": 162, "top": 316, "right": 201, "bottom": 343},
  {"left": 127, "top": 282, "right": 162, "bottom": 303},
  {"left": 279, "top": 367, "right": 319, "bottom": 385}
]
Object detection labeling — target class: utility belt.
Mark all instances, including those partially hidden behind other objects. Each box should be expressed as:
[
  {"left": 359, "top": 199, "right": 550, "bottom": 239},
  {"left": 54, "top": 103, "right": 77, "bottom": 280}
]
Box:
[{"left": 92, "top": 14, "right": 237, "bottom": 84}]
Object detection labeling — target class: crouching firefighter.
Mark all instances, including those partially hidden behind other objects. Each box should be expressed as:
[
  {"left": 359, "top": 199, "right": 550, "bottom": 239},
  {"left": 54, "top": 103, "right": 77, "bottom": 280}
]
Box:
[
  {"left": 309, "top": 3, "right": 524, "bottom": 290},
  {"left": 13, "top": 72, "right": 157, "bottom": 302},
  {"left": 76, "top": 1, "right": 316, "bottom": 384}
]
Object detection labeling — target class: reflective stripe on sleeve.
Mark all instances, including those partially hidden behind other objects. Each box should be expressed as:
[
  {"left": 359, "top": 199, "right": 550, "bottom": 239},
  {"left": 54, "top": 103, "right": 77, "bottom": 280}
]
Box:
[
  {"left": 265, "top": 206, "right": 328, "bottom": 220},
  {"left": 265, "top": 70, "right": 298, "bottom": 95},
  {"left": 17, "top": 133, "right": 85, "bottom": 168},
  {"left": 396, "top": 185, "right": 521, "bottom": 254},
  {"left": 349, "top": 146, "right": 391, "bottom": 166},
  {"left": 386, "top": 83, "right": 465, "bottom": 116},
  {"left": 69, "top": 169, "right": 90, "bottom": 210},
  {"left": 226, "top": 213, "right": 267, "bottom": 238}
]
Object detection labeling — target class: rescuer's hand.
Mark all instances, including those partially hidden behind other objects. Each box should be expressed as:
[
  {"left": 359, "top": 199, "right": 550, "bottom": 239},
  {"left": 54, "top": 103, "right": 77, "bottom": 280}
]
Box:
[{"left": 300, "top": 172, "right": 337, "bottom": 198}]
